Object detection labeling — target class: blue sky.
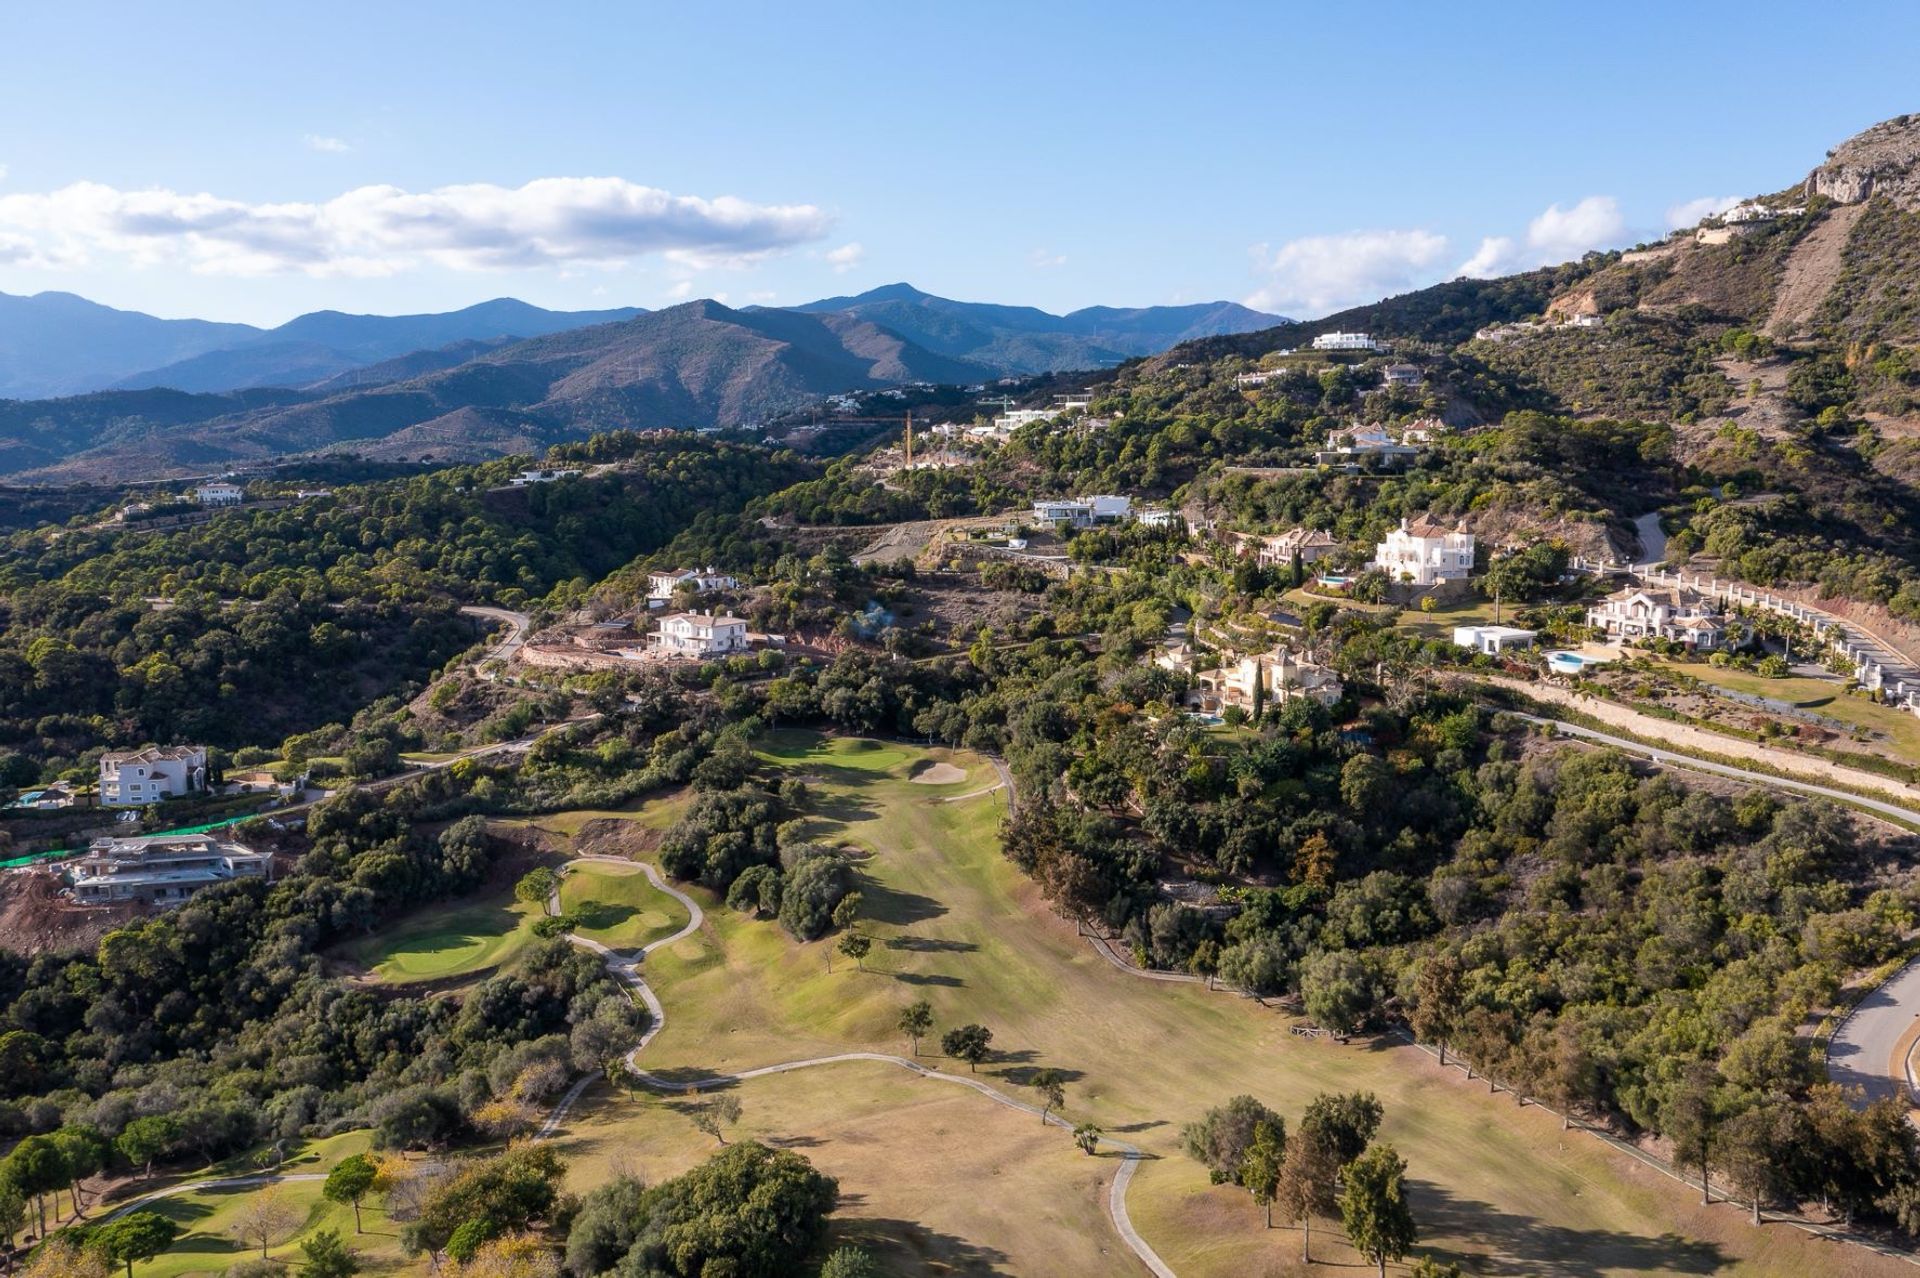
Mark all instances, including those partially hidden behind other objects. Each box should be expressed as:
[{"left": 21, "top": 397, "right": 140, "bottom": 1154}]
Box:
[{"left": 1, "top": 0, "right": 1916, "bottom": 326}]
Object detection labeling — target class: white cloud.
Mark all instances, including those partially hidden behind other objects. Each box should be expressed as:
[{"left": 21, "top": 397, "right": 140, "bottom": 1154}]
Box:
[
  {"left": 0, "top": 177, "right": 833, "bottom": 277},
  {"left": 825, "top": 241, "right": 865, "bottom": 273},
  {"left": 1665, "top": 194, "right": 1742, "bottom": 229},
  {"left": 664, "top": 279, "right": 695, "bottom": 300},
  {"left": 304, "top": 134, "right": 352, "bottom": 154},
  {"left": 0, "top": 164, "right": 8, "bottom": 183},
  {"left": 1244, "top": 229, "right": 1448, "bottom": 316},
  {"left": 1028, "top": 248, "right": 1067, "bottom": 269},
  {"left": 1458, "top": 235, "right": 1518, "bottom": 278},
  {"left": 1524, "top": 196, "right": 1625, "bottom": 261}
]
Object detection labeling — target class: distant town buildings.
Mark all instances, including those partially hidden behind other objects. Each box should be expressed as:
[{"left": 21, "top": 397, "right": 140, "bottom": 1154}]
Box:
[
  {"left": 646, "top": 610, "right": 752, "bottom": 659},
  {"left": 510, "top": 468, "right": 583, "bottom": 486},
  {"left": 1373, "top": 517, "right": 1475, "bottom": 587},
  {"left": 195, "top": 482, "right": 244, "bottom": 507},
  {"left": 68, "top": 832, "right": 270, "bottom": 906},
  {"left": 99, "top": 746, "right": 207, "bottom": 807},
  {"left": 647, "top": 567, "right": 739, "bottom": 607},
  {"left": 1587, "top": 586, "right": 1727, "bottom": 650},
  {"left": 1311, "top": 331, "right": 1380, "bottom": 353},
  {"left": 1031, "top": 495, "right": 1133, "bottom": 529}
]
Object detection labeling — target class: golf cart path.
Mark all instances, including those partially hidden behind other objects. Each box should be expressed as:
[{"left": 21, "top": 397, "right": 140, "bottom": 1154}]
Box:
[{"left": 542, "top": 853, "right": 1174, "bottom": 1278}]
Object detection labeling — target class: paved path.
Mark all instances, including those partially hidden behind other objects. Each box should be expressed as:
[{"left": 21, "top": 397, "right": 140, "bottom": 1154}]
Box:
[
  {"left": 1631, "top": 511, "right": 1668, "bottom": 568},
  {"left": 103, "top": 1172, "right": 327, "bottom": 1220},
  {"left": 458, "top": 604, "right": 531, "bottom": 670},
  {"left": 541, "top": 848, "right": 1174, "bottom": 1278},
  {"left": 1828, "top": 958, "right": 1920, "bottom": 1107}
]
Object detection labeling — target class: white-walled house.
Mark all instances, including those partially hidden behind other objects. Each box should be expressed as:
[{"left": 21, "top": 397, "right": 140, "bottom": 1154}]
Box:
[
  {"left": 68, "top": 833, "right": 270, "bottom": 906},
  {"left": 1192, "top": 649, "right": 1343, "bottom": 714},
  {"left": 647, "top": 567, "right": 739, "bottom": 606},
  {"left": 99, "top": 746, "right": 208, "bottom": 807},
  {"left": 1453, "top": 625, "right": 1537, "bottom": 655},
  {"left": 1312, "top": 331, "right": 1379, "bottom": 352},
  {"left": 1031, "top": 495, "right": 1133, "bottom": 528},
  {"left": 195, "top": 482, "right": 244, "bottom": 507},
  {"left": 1587, "top": 586, "right": 1727, "bottom": 649},
  {"left": 646, "top": 611, "right": 752, "bottom": 659},
  {"left": 1372, "top": 517, "right": 1475, "bottom": 587},
  {"left": 510, "top": 468, "right": 583, "bottom": 486}
]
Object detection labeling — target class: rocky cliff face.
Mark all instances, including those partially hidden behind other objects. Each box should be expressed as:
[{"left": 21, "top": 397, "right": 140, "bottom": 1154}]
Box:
[{"left": 1808, "top": 114, "right": 1920, "bottom": 208}]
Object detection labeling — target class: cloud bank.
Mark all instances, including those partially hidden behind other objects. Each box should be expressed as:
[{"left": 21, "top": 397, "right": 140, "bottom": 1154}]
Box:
[
  {"left": 0, "top": 177, "right": 834, "bottom": 276},
  {"left": 1250, "top": 195, "right": 1636, "bottom": 316}
]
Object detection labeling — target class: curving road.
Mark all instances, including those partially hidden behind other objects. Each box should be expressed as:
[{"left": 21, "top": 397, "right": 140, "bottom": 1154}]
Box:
[
  {"left": 458, "top": 604, "right": 531, "bottom": 671},
  {"left": 542, "top": 854, "right": 1175, "bottom": 1278}
]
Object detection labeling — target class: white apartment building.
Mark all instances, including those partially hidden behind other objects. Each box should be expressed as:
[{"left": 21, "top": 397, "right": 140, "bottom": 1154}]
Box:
[
  {"left": 646, "top": 611, "right": 752, "bottom": 659},
  {"left": 1311, "top": 331, "right": 1379, "bottom": 352},
  {"left": 1372, "top": 517, "right": 1475, "bottom": 587},
  {"left": 195, "top": 483, "right": 244, "bottom": 507},
  {"left": 1587, "top": 586, "right": 1727, "bottom": 649},
  {"left": 99, "top": 746, "right": 208, "bottom": 807},
  {"left": 647, "top": 566, "right": 739, "bottom": 606},
  {"left": 68, "top": 833, "right": 270, "bottom": 906}
]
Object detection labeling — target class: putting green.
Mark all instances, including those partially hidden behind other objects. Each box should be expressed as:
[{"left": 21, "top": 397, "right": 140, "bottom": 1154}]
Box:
[
  {"left": 342, "top": 892, "right": 542, "bottom": 984},
  {"left": 559, "top": 862, "right": 688, "bottom": 949}
]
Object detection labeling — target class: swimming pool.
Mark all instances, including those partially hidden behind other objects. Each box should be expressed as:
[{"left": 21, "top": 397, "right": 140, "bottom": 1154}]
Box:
[{"left": 1546, "top": 651, "right": 1590, "bottom": 675}]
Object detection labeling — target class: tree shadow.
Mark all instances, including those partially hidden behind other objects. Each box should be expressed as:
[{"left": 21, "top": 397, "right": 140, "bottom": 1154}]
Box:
[
  {"left": 1110, "top": 1120, "right": 1167, "bottom": 1134},
  {"left": 833, "top": 1217, "right": 1017, "bottom": 1276},
  {"left": 893, "top": 972, "right": 965, "bottom": 988},
  {"left": 856, "top": 878, "right": 948, "bottom": 927},
  {"left": 638, "top": 1067, "right": 742, "bottom": 1092},
  {"left": 571, "top": 901, "right": 638, "bottom": 932},
  {"left": 995, "top": 1064, "right": 1086, "bottom": 1085},
  {"left": 1411, "top": 1181, "right": 1726, "bottom": 1276},
  {"left": 810, "top": 791, "right": 879, "bottom": 824},
  {"left": 885, "top": 935, "right": 979, "bottom": 954}
]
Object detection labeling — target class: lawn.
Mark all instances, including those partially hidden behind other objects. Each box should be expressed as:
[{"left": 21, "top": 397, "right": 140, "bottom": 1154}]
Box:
[
  {"left": 337, "top": 890, "right": 541, "bottom": 984},
  {"left": 559, "top": 861, "right": 688, "bottom": 950},
  {"left": 551, "top": 731, "right": 1877, "bottom": 1277},
  {"left": 1646, "top": 657, "right": 1920, "bottom": 767}
]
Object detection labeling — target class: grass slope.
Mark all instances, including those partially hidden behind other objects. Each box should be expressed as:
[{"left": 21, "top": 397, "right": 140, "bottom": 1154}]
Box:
[
  {"left": 551, "top": 730, "right": 1902, "bottom": 1277},
  {"left": 559, "top": 861, "right": 688, "bottom": 950},
  {"left": 339, "top": 890, "right": 541, "bottom": 984}
]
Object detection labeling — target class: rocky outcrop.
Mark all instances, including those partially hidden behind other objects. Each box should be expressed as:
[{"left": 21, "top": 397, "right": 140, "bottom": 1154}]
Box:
[{"left": 1808, "top": 114, "right": 1920, "bottom": 208}]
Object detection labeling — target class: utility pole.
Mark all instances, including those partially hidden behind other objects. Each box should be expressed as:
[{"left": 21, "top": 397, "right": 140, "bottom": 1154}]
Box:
[{"left": 903, "top": 411, "right": 913, "bottom": 469}]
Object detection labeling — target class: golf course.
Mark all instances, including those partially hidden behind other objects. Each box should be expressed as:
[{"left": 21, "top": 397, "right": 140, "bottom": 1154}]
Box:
[{"left": 337, "top": 891, "right": 543, "bottom": 985}]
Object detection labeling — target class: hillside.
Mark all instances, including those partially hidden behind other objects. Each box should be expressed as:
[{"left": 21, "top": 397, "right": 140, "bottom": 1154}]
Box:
[
  {"left": 791, "top": 282, "right": 1284, "bottom": 372},
  {"left": 0, "top": 291, "right": 258, "bottom": 399},
  {"left": 3, "top": 300, "right": 995, "bottom": 481}
]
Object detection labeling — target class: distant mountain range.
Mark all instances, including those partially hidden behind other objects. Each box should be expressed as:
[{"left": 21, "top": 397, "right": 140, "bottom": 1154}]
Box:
[{"left": 0, "top": 283, "right": 1285, "bottom": 481}]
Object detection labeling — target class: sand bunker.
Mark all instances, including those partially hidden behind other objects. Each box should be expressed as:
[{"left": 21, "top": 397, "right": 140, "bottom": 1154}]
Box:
[{"left": 910, "top": 761, "right": 967, "bottom": 785}]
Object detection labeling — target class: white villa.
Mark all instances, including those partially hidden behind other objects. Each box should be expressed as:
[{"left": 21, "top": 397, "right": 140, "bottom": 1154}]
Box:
[
  {"left": 1381, "top": 363, "right": 1423, "bottom": 388},
  {"left": 1587, "top": 586, "right": 1728, "bottom": 649},
  {"left": 1137, "top": 507, "right": 1181, "bottom": 530},
  {"left": 1373, "top": 517, "right": 1475, "bottom": 587},
  {"left": 68, "top": 833, "right": 270, "bottom": 906},
  {"left": 1031, "top": 494, "right": 1133, "bottom": 529},
  {"left": 646, "top": 610, "right": 752, "bottom": 659},
  {"left": 510, "top": 468, "right": 583, "bottom": 486},
  {"left": 992, "top": 408, "right": 1057, "bottom": 435},
  {"left": 99, "top": 746, "right": 208, "bottom": 807},
  {"left": 1453, "top": 625, "right": 1538, "bottom": 655},
  {"left": 647, "top": 566, "right": 739, "bottom": 606},
  {"left": 195, "top": 482, "right": 244, "bottom": 507},
  {"left": 1232, "top": 526, "right": 1339, "bottom": 569},
  {"left": 1312, "top": 331, "right": 1379, "bottom": 353},
  {"left": 1321, "top": 423, "right": 1420, "bottom": 467},
  {"left": 1193, "top": 649, "right": 1343, "bottom": 714}
]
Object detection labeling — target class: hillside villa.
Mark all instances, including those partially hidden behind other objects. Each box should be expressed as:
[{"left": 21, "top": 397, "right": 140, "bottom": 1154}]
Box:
[
  {"left": 1031, "top": 495, "right": 1133, "bottom": 529},
  {"left": 1587, "top": 586, "right": 1728, "bottom": 649},
  {"left": 1319, "top": 423, "right": 1420, "bottom": 468},
  {"left": 1228, "top": 526, "right": 1339, "bottom": 569},
  {"left": 1453, "top": 624, "right": 1538, "bottom": 655},
  {"left": 645, "top": 610, "right": 752, "bottom": 659},
  {"left": 99, "top": 745, "right": 208, "bottom": 807},
  {"left": 1372, "top": 517, "right": 1476, "bottom": 587},
  {"left": 647, "top": 566, "right": 739, "bottom": 606},
  {"left": 510, "top": 468, "right": 583, "bottom": 486},
  {"left": 194, "top": 482, "right": 244, "bottom": 507},
  {"left": 68, "top": 832, "right": 271, "bottom": 906},
  {"left": 1311, "top": 331, "right": 1379, "bottom": 352},
  {"left": 1192, "top": 648, "right": 1343, "bottom": 714}
]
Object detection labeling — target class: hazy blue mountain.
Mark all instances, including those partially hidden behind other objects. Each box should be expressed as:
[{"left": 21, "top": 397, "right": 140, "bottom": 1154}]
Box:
[
  {"left": 787, "top": 282, "right": 1286, "bottom": 372},
  {"left": 0, "top": 291, "right": 260, "bottom": 399}
]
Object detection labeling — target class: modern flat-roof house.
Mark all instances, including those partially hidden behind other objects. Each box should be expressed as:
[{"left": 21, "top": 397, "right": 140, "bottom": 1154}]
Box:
[
  {"left": 99, "top": 746, "right": 207, "bottom": 807},
  {"left": 510, "top": 468, "right": 583, "bottom": 486},
  {"left": 1311, "top": 331, "right": 1379, "bottom": 353},
  {"left": 1137, "top": 507, "right": 1181, "bottom": 529},
  {"left": 68, "top": 833, "right": 270, "bottom": 906},
  {"left": 1373, "top": 517, "right": 1475, "bottom": 587},
  {"left": 1031, "top": 495, "right": 1132, "bottom": 529},
  {"left": 1588, "top": 587, "right": 1727, "bottom": 649},
  {"left": 647, "top": 567, "right": 739, "bottom": 606},
  {"left": 195, "top": 482, "right": 244, "bottom": 507},
  {"left": 1320, "top": 424, "right": 1420, "bottom": 468},
  {"left": 646, "top": 611, "right": 752, "bottom": 659},
  {"left": 992, "top": 408, "right": 1057, "bottom": 435},
  {"left": 1453, "top": 625, "right": 1538, "bottom": 655}
]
